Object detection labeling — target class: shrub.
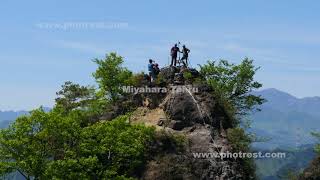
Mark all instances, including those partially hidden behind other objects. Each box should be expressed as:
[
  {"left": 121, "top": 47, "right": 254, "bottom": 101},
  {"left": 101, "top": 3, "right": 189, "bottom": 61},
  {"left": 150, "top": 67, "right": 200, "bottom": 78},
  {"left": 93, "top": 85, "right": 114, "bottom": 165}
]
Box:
[
  {"left": 199, "top": 58, "right": 265, "bottom": 116},
  {"left": 227, "top": 127, "right": 256, "bottom": 179},
  {"left": 93, "top": 52, "right": 133, "bottom": 102},
  {"left": 0, "top": 109, "right": 155, "bottom": 179}
]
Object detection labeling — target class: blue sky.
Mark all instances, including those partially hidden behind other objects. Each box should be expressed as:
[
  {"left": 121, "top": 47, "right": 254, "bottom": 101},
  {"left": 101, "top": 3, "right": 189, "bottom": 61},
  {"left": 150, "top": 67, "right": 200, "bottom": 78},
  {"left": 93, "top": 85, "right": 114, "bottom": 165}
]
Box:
[{"left": 0, "top": 0, "right": 320, "bottom": 110}]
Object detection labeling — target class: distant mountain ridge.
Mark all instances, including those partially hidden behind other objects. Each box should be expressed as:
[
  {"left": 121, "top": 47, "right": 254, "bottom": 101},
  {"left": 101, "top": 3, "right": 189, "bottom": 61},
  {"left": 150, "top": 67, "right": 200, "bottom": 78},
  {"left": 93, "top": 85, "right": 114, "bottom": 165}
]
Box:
[
  {"left": 254, "top": 88, "right": 320, "bottom": 117},
  {"left": 0, "top": 110, "right": 28, "bottom": 128},
  {"left": 0, "top": 110, "right": 28, "bottom": 121},
  {"left": 251, "top": 88, "right": 320, "bottom": 149},
  {"left": 251, "top": 89, "right": 320, "bottom": 180},
  {"left": 255, "top": 144, "right": 316, "bottom": 180},
  {"left": 0, "top": 107, "right": 51, "bottom": 128}
]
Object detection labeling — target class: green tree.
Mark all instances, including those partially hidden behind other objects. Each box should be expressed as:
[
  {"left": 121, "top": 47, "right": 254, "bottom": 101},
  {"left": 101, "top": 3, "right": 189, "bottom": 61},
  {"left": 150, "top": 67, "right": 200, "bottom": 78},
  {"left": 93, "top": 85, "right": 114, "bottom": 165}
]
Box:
[
  {"left": 199, "top": 58, "right": 265, "bottom": 117},
  {"left": 55, "top": 81, "right": 96, "bottom": 113},
  {"left": 227, "top": 127, "right": 256, "bottom": 178},
  {"left": 55, "top": 81, "right": 107, "bottom": 121},
  {"left": 0, "top": 109, "right": 51, "bottom": 179},
  {"left": 200, "top": 58, "right": 264, "bottom": 179},
  {"left": 93, "top": 53, "right": 133, "bottom": 102},
  {"left": 0, "top": 108, "right": 154, "bottom": 179},
  {"left": 311, "top": 132, "right": 320, "bottom": 154},
  {"left": 43, "top": 115, "right": 155, "bottom": 179}
]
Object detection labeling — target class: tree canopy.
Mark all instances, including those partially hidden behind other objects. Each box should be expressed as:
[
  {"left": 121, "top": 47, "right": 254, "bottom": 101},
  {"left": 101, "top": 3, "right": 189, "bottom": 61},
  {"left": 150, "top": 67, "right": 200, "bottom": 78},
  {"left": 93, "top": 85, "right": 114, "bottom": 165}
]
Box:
[
  {"left": 93, "top": 52, "right": 133, "bottom": 102},
  {"left": 0, "top": 108, "right": 154, "bottom": 179},
  {"left": 199, "top": 58, "right": 265, "bottom": 117}
]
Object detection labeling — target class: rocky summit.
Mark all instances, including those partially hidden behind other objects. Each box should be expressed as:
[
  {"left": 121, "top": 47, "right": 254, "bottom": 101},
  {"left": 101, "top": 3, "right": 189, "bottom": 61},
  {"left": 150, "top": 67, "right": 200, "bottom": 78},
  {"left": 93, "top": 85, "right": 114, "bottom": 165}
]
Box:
[{"left": 129, "top": 66, "right": 253, "bottom": 180}]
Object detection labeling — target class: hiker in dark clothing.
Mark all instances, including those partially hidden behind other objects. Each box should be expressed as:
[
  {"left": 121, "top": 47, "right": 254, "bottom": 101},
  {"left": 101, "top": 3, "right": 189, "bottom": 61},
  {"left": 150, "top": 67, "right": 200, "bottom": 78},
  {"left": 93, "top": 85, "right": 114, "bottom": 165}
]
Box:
[
  {"left": 170, "top": 44, "right": 180, "bottom": 66},
  {"left": 148, "top": 59, "right": 156, "bottom": 82},
  {"left": 154, "top": 63, "right": 160, "bottom": 76},
  {"left": 181, "top": 45, "right": 190, "bottom": 66}
]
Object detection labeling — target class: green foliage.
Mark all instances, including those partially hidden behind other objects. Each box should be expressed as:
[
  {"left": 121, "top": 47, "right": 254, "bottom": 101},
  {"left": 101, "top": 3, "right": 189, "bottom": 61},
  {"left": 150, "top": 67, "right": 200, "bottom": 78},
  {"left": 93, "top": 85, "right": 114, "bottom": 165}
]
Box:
[
  {"left": 93, "top": 52, "right": 133, "bottom": 102},
  {"left": 215, "top": 92, "right": 238, "bottom": 127},
  {"left": 54, "top": 81, "right": 111, "bottom": 125},
  {"left": 281, "top": 169, "right": 300, "bottom": 180},
  {"left": 154, "top": 73, "right": 168, "bottom": 87},
  {"left": 227, "top": 127, "right": 251, "bottom": 152},
  {"left": 199, "top": 58, "right": 265, "bottom": 116},
  {"left": 44, "top": 115, "right": 155, "bottom": 179},
  {"left": 183, "top": 71, "right": 193, "bottom": 81},
  {"left": 0, "top": 109, "right": 155, "bottom": 179},
  {"left": 55, "top": 81, "right": 96, "bottom": 113},
  {"left": 311, "top": 132, "right": 320, "bottom": 154},
  {"left": 155, "top": 130, "right": 188, "bottom": 153},
  {"left": 255, "top": 145, "right": 314, "bottom": 180},
  {"left": 227, "top": 127, "right": 256, "bottom": 179},
  {"left": 128, "top": 72, "right": 145, "bottom": 87},
  {"left": 76, "top": 116, "right": 155, "bottom": 178},
  {"left": 182, "top": 70, "right": 203, "bottom": 85},
  {"left": 0, "top": 108, "right": 51, "bottom": 179},
  {"left": 315, "top": 145, "right": 320, "bottom": 154}
]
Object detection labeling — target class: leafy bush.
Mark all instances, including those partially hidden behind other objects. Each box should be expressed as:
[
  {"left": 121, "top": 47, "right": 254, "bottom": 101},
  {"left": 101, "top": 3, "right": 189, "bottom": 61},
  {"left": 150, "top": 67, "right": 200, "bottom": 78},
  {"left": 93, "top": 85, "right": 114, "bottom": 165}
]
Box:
[
  {"left": 227, "top": 127, "right": 256, "bottom": 179},
  {"left": 0, "top": 109, "right": 51, "bottom": 180},
  {"left": 128, "top": 72, "right": 146, "bottom": 87},
  {"left": 93, "top": 52, "right": 133, "bottom": 101},
  {"left": 154, "top": 130, "right": 188, "bottom": 154},
  {"left": 311, "top": 132, "right": 320, "bottom": 156},
  {"left": 0, "top": 109, "right": 155, "bottom": 179},
  {"left": 227, "top": 127, "right": 251, "bottom": 152},
  {"left": 199, "top": 58, "right": 265, "bottom": 116},
  {"left": 76, "top": 116, "right": 155, "bottom": 178},
  {"left": 183, "top": 71, "right": 193, "bottom": 81},
  {"left": 55, "top": 81, "right": 96, "bottom": 112},
  {"left": 155, "top": 73, "right": 167, "bottom": 86}
]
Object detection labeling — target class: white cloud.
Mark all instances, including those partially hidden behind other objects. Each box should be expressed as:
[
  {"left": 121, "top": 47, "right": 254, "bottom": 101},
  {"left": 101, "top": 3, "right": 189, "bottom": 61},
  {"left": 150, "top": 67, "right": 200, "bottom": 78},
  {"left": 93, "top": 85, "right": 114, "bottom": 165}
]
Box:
[{"left": 56, "top": 40, "right": 106, "bottom": 54}]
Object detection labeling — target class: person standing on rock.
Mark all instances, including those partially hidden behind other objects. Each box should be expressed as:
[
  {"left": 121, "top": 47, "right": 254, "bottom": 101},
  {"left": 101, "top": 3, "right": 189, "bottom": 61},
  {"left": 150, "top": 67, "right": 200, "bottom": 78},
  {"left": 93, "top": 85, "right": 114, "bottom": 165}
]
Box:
[
  {"left": 181, "top": 45, "right": 190, "bottom": 66},
  {"left": 148, "top": 59, "right": 156, "bottom": 82},
  {"left": 154, "top": 63, "right": 160, "bottom": 76},
  {"left": 170, "top": 44, "right": 180, "bottom": 66}
]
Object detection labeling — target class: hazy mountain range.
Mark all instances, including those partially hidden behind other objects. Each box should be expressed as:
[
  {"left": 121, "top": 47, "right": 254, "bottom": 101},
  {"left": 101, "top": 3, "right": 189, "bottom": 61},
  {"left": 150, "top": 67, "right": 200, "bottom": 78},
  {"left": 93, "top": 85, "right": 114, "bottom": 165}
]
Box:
[
  {"left": 249, "top": 88, "right": 320, "bottom": 180},
  {"left": 250, "top": 88, "right": 320, "bottom": 150},
  {"left": 255, "top": 144, "right": 316, "bottom": 180},
  {"left": 0, "top": 110, "right": 28, "bottom": 128},
  {"left": 0, "top": 107, "right": 51, "bottom": 129}
]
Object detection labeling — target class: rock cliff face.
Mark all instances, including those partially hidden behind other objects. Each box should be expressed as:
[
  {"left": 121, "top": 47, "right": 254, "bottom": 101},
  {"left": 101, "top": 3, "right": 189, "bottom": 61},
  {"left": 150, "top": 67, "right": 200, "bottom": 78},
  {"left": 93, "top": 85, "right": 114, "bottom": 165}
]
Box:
[
  {"left": 300, "top": 156, "right": 320, "bottom": 180},
  {"left": 130, "top": 66, "right": 254, "bottom": 180}
]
